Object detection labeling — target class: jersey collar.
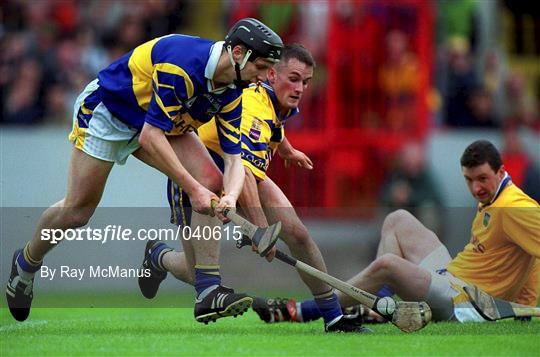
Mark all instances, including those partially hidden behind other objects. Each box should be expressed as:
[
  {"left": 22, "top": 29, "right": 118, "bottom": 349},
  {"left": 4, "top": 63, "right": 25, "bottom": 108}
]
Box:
[
  {"left": 259, "top": 81, "right": 299, "bottom": 122},
  {"left": 205, "top": 41, "right": 235, "bottom": 93}
]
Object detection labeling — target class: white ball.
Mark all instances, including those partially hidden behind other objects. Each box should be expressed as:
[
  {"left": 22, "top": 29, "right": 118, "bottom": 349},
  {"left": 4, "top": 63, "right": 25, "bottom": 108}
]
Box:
[{"left": 376, "top": 297, "right": 396, "bottom": 315}]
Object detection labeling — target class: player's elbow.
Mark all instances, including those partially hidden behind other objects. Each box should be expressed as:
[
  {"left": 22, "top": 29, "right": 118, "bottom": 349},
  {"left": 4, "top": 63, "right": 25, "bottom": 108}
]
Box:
[{"left": 138, "top": 124, "right": 155, "bottom": 150}]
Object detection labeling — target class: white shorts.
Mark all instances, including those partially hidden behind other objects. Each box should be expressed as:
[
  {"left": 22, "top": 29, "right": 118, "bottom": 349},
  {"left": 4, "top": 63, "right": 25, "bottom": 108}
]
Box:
[
  {"left": 68, "top": 79, "right": 141, "bottom": 165},
  {"left": 420, "top": 246, "right": 485, "bottom": 322}
]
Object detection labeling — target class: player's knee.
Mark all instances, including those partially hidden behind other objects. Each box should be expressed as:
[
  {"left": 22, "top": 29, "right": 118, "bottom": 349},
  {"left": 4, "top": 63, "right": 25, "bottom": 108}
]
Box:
[
  {"left": 370, "top": 253, "right": 400, "bottom": 277},
  {"left": 284, "top": 222, "right": 311, "bottom": 248},
  {"left": 64, "top": 208, "right": 94, "bottom": 228},
  {"left": 384, "top": 209, "right": 414, "bottom": 230}
]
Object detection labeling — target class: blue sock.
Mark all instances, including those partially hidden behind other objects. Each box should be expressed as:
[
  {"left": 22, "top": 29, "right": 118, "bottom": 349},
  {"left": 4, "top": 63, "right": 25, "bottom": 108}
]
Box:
[
  {"left": 17, "top": 244, "right": 42, "bottom": 273},
  {"left": 376, "top": 284, "right": 394, "bottom": 298},
  {"left": 149, "top": 242, "right": 173, "bottom": 272},
  {"left": 194, "top": 265, "right": 221, "bottom": 296},
  {"left": 314, "top": 291, "right": 343, "bottom": 325},
  {"left": 300, "top": 299, "right": 321, "bottom": 322}
]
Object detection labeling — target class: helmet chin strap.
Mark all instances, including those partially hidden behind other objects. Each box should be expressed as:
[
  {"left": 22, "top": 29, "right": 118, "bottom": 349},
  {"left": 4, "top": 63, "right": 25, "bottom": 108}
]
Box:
[{"left": 227, "top": 45, "right": 253, "bottom": 88}]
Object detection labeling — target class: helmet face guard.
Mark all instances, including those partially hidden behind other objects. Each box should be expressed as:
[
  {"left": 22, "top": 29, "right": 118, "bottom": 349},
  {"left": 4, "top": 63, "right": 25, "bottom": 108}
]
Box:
[
  {"left": 225, "top": 45, "right": 252, "bottom": 89},
  {"left": 225, "top": 18, "right": 283, "bottom": 87}
]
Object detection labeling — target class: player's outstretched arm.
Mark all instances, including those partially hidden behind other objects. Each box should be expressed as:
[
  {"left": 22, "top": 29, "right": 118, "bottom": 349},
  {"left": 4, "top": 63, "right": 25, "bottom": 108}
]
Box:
[{"left": 278, "top": 137, "right": 313, "bottom": 169}]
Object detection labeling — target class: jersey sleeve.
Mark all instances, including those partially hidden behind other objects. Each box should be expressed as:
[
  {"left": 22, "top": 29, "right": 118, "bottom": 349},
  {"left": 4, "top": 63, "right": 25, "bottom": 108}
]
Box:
[
  {"left": 145, "top": 63, "right": 194, "bottom": 132},
  {"left": 503, "top": 205, "right": 540, "bottom": 258},
  {"left": 268, "top": 124, "right": 284, "bottom": 153},
  {"left": 215, "top": 94, "right": 242, "bottom": 155}
]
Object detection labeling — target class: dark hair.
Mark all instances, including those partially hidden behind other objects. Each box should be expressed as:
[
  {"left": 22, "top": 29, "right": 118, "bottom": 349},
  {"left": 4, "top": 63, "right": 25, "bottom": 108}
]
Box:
[
  {"left": 460, "top": 140, "right": 503, "bottom": 171},
  {"left": 278, "top": 43, "right": 316, "bottom": 68}
]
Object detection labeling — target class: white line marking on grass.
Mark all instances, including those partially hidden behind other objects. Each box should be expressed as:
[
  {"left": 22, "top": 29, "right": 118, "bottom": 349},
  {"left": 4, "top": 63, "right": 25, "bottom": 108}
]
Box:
[{"left": 0, "top": 320, "right": 48, "bottom": 332}]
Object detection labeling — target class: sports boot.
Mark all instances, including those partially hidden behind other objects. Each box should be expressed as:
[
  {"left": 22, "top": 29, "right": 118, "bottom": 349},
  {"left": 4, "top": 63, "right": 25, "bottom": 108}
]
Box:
[
  {"left": 252, "top": 297, "right": 300, "bottom": 323},
  {"left": 325, "top": 315, "right": 373, "bottom": 333},
  {"left": 194, "top": 285, "right": 252, "bottom": 324},
  {"left": 138, "top": 241, "right": 171, "bottom": 299},
  {"left": 6, "top": 249, "right": 35, "bottom": 322}
]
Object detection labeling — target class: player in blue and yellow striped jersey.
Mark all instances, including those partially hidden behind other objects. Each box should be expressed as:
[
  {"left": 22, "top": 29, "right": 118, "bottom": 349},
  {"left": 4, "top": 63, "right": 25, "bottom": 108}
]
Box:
[
  {"left": 6, "top": 18, "right": 284, "bottom": 324},
  {"left": 139, "top": 44, "right": 371, "bottom": 333}
]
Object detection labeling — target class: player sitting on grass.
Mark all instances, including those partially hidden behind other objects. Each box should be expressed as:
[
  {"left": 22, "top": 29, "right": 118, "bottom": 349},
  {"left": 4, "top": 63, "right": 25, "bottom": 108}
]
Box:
[
  {"left": 252, "top": 140, "right": 539, "bottom": 323},
  {"left": 6, "top": 18, "right": 283, "bottom": 323},
  {"left": 138, "top": 44, "right": 370, "bottom": 333}
]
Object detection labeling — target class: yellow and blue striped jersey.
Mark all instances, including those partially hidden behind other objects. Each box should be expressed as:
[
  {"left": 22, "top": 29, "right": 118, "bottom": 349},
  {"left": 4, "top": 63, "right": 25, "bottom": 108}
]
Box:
[
  {"left": 97, "top": 35, "right": 242, "bottom": 154},
  {"left": 198, "top": 82, "right": 299, "bottom": 179},
  {"left": 447, "top": 178, "right": 540, "bottom": 305}
]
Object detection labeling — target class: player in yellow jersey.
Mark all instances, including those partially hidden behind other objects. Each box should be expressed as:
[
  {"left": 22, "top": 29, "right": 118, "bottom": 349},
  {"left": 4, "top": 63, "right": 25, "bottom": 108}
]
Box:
[
  {"left": 6, "top": 18, "right": 283, "bottom": 323},
  {"left": 139, "top": 44, "right": 370, "bottom": 333},
  {"left": 258, "top": 140, "right": 539, "bottom": 323}
]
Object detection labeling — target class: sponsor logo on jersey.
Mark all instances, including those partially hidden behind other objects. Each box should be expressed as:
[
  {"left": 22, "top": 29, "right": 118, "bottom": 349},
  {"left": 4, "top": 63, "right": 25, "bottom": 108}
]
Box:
[
  {"left": 241, "top": 151, "right": 268, "bottom": 171},
  {"left": 249, "top": 118, "right": 262, "bottom": 140},
  {"left": 470, "top": 235, "right": 486, "bottom": 253}
]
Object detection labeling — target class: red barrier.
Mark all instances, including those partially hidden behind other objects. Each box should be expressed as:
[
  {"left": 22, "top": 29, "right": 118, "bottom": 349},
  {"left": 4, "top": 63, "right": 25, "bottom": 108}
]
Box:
[{"left": 242, "top": 1, "right": 434, "bottom": 216}]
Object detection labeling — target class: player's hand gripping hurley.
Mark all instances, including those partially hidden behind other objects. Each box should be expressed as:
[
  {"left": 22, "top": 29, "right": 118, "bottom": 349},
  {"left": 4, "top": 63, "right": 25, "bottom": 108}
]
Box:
[
  {"left": 236, "top": 235, "right": 431, "bottom": 333},
  {"left": 211, "top": 200, "right": 281, "bottom": 256}
]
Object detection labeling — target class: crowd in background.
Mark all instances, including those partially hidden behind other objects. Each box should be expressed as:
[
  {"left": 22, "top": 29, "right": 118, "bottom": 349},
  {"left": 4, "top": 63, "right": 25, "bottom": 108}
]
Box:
[
  {"left": 1, "top": 0, "right": 539, "bottom": 212},
  {"left": 435, "top": 0, "right": 539, "bottom": 130},
  {"left": 2, "top": 1, "right": 537, "bottom": 129},
  {"left": 1, "top": 0, "right": 189, "bottom": 125}
]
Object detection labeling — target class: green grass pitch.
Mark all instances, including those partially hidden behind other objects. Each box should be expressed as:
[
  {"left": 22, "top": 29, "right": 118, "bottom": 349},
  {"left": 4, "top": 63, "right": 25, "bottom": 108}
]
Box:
[{"left": 1, "top": 299, "right": 539, "bottom": 356}]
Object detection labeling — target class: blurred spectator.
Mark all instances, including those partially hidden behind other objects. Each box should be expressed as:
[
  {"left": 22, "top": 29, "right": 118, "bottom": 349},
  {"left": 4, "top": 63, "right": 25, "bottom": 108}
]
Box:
[
  {"left": 76, "top": 27, "right": 109, "bottom": 77},
  {"left": 443, "top": 37, "right": 482, "bottom": 127},
  {"left": 43, "top": 84, "right": 69, "bottom": 124},
  {"left": 1, "top": 34, "right": 28, "bottom": 113},
  {"left": 379, "top": 30, "right": 419, "bottom": 131},
  {"left": 3, "top": 58, "right": 43, "bottom": 124},
  {"left": 502, "top": 129, "right": 540, "bottom": 202},
  {"left": 116, "top": 16, "right": 145, "bottom": 53},
  {"left": 504, "top": 70, "right": 538, "bottom": 129},
  {"left": 380, "top": 141, "right": 442, "bottom": 230},
  {"left": 141, "top": 0, "right": 187, "bottom": 40},
  {"left": 481, "top": 49, "right": 507, "bottom": 120},
  {"left": 468, "top": 86, "right": 498, "bottom": 127},
  {"left": 51, "top": 0, "right": 79, "bottom": 36},
  {"left": 434, "top": 0, "right": 480, "bottom": 126}
]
